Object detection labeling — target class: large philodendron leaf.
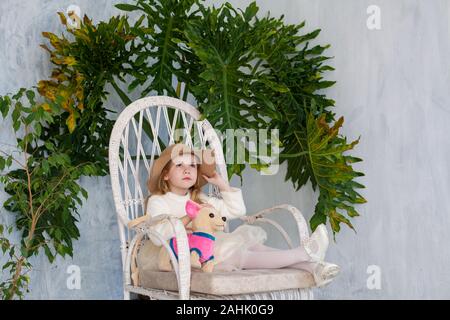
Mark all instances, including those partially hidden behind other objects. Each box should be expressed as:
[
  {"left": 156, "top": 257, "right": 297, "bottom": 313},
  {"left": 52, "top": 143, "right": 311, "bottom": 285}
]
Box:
[
  {"left": 115, "top": 0, "right": 202, "bottom": 158},
  {"left": 185, "top": 3, "right": 260, "bottom": 129},
  {"left": 248, "top": 15, "right": 366, "bottom": 235},
  {"left": 184, "top": 2, "right": 270, "bottom": 179},
  {"left": 251, "top": 15, "right": 337, "bottom": 130},
  {"left": 280, "top": 103, "right": 366, "bottom": 236},
  {"left": 116, "top": 0, "right": 200, "bottom": 97}
]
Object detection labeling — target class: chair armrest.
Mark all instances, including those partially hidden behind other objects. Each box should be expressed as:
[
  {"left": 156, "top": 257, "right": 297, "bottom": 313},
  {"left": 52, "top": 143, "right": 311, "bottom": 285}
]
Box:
[
  {"left": 239, "top": 204, "right": 310, "bottom": 248},
  {"left": 127, "top": 214, "right": 173, "bottom": 231},
  {"left": 126, "top": 214, "right": 191, "bottom": 300}
]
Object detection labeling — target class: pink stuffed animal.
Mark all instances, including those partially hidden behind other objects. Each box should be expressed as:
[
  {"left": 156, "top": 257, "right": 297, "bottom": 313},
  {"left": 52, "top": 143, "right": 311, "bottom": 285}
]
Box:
[{"left": 158, "top": 200, "right": 226, "bottom": 272}]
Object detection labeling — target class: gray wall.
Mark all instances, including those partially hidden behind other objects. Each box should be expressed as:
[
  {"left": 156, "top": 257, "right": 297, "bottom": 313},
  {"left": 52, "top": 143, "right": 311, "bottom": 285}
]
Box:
[{"left": 1, "top": 0, "right": 449, "bottom": 299}]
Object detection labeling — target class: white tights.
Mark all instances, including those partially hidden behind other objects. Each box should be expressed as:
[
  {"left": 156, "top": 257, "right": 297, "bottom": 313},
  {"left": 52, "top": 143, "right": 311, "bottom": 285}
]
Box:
[{"left": 229, "top": 243, "right": 317, "bottom": 273}]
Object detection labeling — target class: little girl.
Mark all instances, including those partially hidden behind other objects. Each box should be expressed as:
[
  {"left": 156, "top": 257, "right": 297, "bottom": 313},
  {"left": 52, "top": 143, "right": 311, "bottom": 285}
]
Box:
[{"left": 140, "top": 143, "right": 340, "bottom": 286}]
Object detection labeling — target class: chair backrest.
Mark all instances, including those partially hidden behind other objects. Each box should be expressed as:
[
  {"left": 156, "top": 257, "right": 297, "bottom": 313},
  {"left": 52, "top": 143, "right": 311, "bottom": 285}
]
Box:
[{"left": 108, "top": 96, "right": 227, "bottom": 261}]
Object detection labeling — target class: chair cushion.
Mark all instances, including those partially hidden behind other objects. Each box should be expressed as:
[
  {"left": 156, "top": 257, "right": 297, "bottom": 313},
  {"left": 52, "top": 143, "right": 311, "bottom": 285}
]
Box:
[{"left": 139, "top": 268, "right": 315, "bottom": 296}]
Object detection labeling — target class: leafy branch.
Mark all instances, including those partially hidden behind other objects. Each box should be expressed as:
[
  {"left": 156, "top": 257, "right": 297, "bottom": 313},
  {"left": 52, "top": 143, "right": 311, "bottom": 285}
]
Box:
[{"left": 0, "top": 88, "right": 96, "bottom": 299}]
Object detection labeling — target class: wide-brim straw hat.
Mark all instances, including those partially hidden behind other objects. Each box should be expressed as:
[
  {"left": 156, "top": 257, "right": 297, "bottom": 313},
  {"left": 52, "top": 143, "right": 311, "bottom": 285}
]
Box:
[{"left": 147, "top": 143, "right": 216, "bottom": 194}]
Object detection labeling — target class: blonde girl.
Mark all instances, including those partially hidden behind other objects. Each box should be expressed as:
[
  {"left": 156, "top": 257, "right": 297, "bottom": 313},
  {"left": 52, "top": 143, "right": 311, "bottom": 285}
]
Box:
[{"left": 138, "top": 143, "right": 340, "bottom": 286}]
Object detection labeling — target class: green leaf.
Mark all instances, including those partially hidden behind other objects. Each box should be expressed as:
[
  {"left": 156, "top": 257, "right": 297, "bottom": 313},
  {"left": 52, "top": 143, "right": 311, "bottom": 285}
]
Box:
[
  {"left": 54, "top": 229, "right": 62, "bottom": 240},
  {"left": 0, "top": 96, "right": 9, "bottom": 118},
  {"left": 12, "top": 107, "right": 21, "bottom": 126},
  {"left": 44, "top": 141, "right": 55, "bottom": 151},
  {"left": 24, "top": 112, "right": 35, "bottom": 125},
  {"left": 2, "top": 261, "right": 15, "bottom": 271},
  {"left": 134, "top": 54, "right": 147, "bottom": 66},
  {"left": 42, "top": 160, "right": 50, "bottom": 174},
  {"left": 132, "top": 0, "right": 197, "bottom": 97},
  {"left": 310, "top": 211, "right": 327, "bottom": 232},
  {"left": 56, "top": 243, "right": 66, "bottom": 256},
  {"left": 34, "top": 122, "right": 42, "bottom": 137},
  {"left": 25, "top": 90, "right": 35, "bottom": 102},
  {"left": 115, "top": 3, "right": 141, "bottom": 12},
  {"left": 5, "top": 156, "right": 12, "bottom": 167},
  {"left": 1, "top": 242, "right": 9, "bottom": 255},
  {"left": 80, "top": 188, "right": 88, "bottom": 200},
  {"left": 243, "top": 1, "right": 259, "bottom": 21},
  {"left": 43, "top": 245, "right": 55, "bottom": 263},
  {"left": 12, "top": 88, "right": 26, "bottom": 100}
]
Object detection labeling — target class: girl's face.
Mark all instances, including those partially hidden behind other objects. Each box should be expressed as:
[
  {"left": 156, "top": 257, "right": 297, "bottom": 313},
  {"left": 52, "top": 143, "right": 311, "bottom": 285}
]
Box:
[{"left": 163, "top": 154, "right": 198, "bottom": 192}]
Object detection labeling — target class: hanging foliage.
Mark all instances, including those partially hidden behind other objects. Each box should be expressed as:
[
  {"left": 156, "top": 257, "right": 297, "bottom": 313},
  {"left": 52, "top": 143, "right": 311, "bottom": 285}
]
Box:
[{"left": 0, "top": 0, "right": 366, "bottom": 299}]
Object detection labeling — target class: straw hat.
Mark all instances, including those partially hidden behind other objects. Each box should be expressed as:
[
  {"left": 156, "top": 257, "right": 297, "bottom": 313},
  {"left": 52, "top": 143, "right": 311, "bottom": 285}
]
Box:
[{"left": 147, "top": 143, "right": 216, "bottom": 194}]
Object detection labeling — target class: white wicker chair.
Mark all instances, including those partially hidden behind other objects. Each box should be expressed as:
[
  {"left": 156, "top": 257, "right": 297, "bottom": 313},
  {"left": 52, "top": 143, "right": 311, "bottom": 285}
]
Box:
[{"left": 108, "top": 95, "right": 321, "bottom": 300}]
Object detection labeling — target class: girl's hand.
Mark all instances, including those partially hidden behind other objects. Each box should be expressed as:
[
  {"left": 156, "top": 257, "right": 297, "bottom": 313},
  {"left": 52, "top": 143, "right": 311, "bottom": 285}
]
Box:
[
  {"left": 180, "top": 215, "right": 192, "bottom": 227},
  {"left": 202, "top": 171, "right": 232, "bottom": 192}
]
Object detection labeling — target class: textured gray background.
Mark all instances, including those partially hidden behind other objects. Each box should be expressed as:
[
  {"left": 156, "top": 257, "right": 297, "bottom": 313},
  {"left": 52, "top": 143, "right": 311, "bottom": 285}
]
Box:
[{"left": 1, "top": 0, "right": 449, "bottom": 299}]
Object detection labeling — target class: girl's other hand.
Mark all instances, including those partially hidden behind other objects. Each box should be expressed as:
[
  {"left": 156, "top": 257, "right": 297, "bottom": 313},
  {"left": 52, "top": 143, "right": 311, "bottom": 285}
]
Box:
[{"left": 202, "top": 171, "right": 232, "bottom": 192}]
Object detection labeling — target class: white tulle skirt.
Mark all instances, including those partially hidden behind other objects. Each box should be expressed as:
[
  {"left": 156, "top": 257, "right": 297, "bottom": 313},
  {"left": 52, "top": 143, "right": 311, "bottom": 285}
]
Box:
[{"left": 213, "top": 224, "right": 268, "bottom": 271}]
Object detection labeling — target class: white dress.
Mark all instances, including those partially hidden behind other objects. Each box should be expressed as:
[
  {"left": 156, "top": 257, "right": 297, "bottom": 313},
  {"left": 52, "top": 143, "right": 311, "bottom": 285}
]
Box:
[{"left": 140, "top": 187, "right": 267, "bottom": 271}]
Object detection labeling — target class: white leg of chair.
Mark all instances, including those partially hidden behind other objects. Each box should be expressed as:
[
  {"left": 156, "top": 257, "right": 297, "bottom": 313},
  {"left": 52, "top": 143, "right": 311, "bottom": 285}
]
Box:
[
  {"left": 124, "top": 290, "right": 131, "bottom": 300},
  {"left": 139, "top": 217, "right": 192, "bottom": 300}
]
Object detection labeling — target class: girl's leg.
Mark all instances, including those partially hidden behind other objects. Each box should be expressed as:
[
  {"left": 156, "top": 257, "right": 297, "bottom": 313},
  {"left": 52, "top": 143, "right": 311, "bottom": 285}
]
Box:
[
  {"left": 214, "top": 244, "right": 286, "bottom": 272},
  {"left": 286, "top": 261, "right": 316, "bottom": 273},
  {"left": 247, "top": 243, "right": 282, "bottom": 252},
  {"left": 246, "top": 224, "right": 328, "bottom": 259},
  {"left": 246, "top": 244, "right": 323, "bottom": 273},
  {"left": 240, "top": 246, "right": 312, "bottom": 269},
  {"left": 239, "top": 223, "right": 330, "bottom": 270}
]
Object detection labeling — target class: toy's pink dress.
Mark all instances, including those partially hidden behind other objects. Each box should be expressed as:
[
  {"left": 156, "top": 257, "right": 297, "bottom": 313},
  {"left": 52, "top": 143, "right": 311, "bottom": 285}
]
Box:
[
  {"left": 138, "top": 188, "right": 267, "bottom": 272},
  {"left": 169, "top": 232, "right": 215, "bottom": 263}
]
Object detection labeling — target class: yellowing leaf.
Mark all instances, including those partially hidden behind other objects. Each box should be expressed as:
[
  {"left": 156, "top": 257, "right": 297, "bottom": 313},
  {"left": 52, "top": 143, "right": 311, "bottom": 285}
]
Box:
[
  {"left": 66, "top": 113, "right": 76, "bottom": 133},
  {"left": 75, "top": 73, "right": 84, "bottom": 84},
  {"left": 42, "top": 32, "right": 63, "bottom": 50},
  {"left": 75, "top": 88, "right": 83, "bottom": 101},
  {"left": 41, "top": 103, "right": 52, "bottom": 112},
  {"left": 37, "top": 81, "right": 57, "bottom": 101},
  {"left": 57, "top": 12, "right": 67, "bottom": 26},
  {"left": 40, "top": 44, "right": 52, "bottom": 53},
  {"left": 281, "top": 105, "right": 366, "bottom": 237},
  {"left": 61, "top": 98, "right": 74, "bottom": 112},
  {"left": 58, "top": 88, "right": 71, "bottom": 100},
  {"left": 51, "top": 57, "right": 65, "bottom": 65},
  {"left": 83, "top": 15, "right": 92, "bottom": 26},
  {"left": 63, "top": 56, "right": 76, "bottom": 66}
]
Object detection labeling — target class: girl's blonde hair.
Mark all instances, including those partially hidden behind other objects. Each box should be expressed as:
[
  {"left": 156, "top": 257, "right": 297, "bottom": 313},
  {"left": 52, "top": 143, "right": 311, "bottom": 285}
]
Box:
[{"left": 144, "top": 156, "right": 205, "bottom": 214}]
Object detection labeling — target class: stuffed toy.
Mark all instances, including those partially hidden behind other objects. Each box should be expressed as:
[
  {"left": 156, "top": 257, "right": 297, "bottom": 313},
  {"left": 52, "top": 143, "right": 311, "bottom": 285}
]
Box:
[{"left": 158, "top": 200, "right": 226, "bottom": 273}]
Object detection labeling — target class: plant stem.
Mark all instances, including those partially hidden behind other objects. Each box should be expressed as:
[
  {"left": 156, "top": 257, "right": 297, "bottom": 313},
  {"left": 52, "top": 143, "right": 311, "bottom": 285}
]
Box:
[
  {"left": 24, "top": 126, "right": 34, "bottom": 220},
  {"left": 7, "top": 125, "right": 35, "bottom": 299},
  {"left": 8, "top": 257, "right": 25, "bottom": 299},
  {"left": 278, "top": 150, "right": 310, "bottom": 158}
]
